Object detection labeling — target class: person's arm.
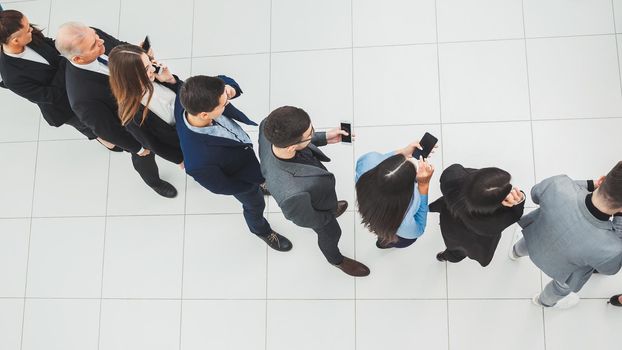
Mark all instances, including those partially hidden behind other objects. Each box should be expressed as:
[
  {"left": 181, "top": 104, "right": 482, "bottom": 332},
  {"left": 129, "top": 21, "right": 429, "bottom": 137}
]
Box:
[
  {"left": 93, "top": 28, "right": 128, "bottom": 47},
  {"left": 462, "top": 198, "right": 526, "bottom": 237},
  {"left": 190, "top": 165, "right": 255, "bottom": 195},
  {"left": 280, "top": 192, "right": 335, "bottom": 230},
  {"left": 3, "top": 72, "right": 66, "bottom": 105},
  {"left": 412, "top": 194, "right": 429, "bottom": 237},
  {"left": 592, "top": 254, "right": 622, "bottom": 276},
  {"left": 217, "top": 75, "right": 242, "bottom": 98},
  {"left": 125, "top": 120, "right": 183, "bottom": 164},
  {"left": 530, "top": 177, "right": 556, "bottom": 205}
]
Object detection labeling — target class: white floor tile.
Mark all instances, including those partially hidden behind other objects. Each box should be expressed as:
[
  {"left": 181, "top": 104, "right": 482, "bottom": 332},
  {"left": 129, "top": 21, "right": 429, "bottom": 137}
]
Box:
[
  {"left": 0, "top": 219, "right": 29, "bottom": 297},
  {"left": 544, "top": 300, "right": 622, "bottom": 350},
  {"left": 527, "top": 35, "right": 622, "bottom": 119},
  {"left": 438, "top": 40, "right": 530, "bottom": 123},
  {"left": 267, "top": 300, "right": 355, "bottom": 350},
  {"left": 0, "top": 299, "right": 23, "bottom": 350},
  {"left": 181, "top": 300, "right": 265, "bottom": 350},
  {"left": 270, "top": 49, "right": 352, "bottom": 129},
  {"left": 523, "top": 0, "right": 614, "bottom": 37},
  {"left": 319, "top": 141, "right": 355, "bottom": 207},
  {"left": 616, "top": 1, "right": 622, "bottom": 33},
  {"left": 48, "top": 0, "right": 121, "bottom": 37},
  {"left": 37, "top": 119, "right": 85, "bottom": 141},
  {"left": 22, "top": 299, "right": 100, "bottom": 350},
  {"left": 353, "top": 0, "right": 436, "bottom": 47},
  {"left": 356, "top": 300, "right": 448, "bottom": 350},
  {"left": 577, "top": 272, "right": 622, "bottom": 299},
  {"left": 185, "top": 177, "right": 245, "bottom": 214},
  {"left": 27, "top": 217, "right": 105, "bottom": 298},
  {"left": 0, "top": 142, "right": 37, "bottom": 218},
  {"left": 163, "top": 58, "right": 192, "bottom": 82},
  {"left": 102, "top": 216, "right": 184, "bottom": 298},
  {"left": 356, "top": 215, "right": 448, "bottom": 299},
  {"left": 192, "top": 0, "right": 270, "bottom": 56},
  {"left": 449, "top": 300, "right": 545, "bottom": 350},
  {"left": 106, "top": 152, "right": 186, "bottom": 216},
  {"left": 99, "top": 299, "right": 181, "bottom": 350},
  {"left": 2, "top": 0, "right": 51, "bottom": 35},
  {"left": 437, "top": 0, "right": 524, "bottom": 42},
  {"left": 272, "top": 0, "right": 351, "bottom": 51},
  {"left": 532, "top": 119, "right": 622, "bottom": 182},
  {"left": 32, "top": 140, "right": 109, "bottom": 217},
  {"left": 267, "top": 212, "right": 355, "bottom": 299},
  {"left": 119, "top": 0, "right": 193, "bottom": 59},
  {"left": 353, "top": 45, "right": 440, "bottom": 126},
  {"left": 0, "top": 90, "right": 39, "bottom": 143},
  {"left": 183, "top": 214, "right": 267, "bottom": 299}
]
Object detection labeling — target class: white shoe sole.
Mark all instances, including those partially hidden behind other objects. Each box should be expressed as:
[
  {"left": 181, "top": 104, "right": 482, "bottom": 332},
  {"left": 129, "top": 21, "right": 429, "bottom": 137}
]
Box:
[
  {"left": 508, "top": 225, "right": 523, "bottom": 261},
  {"left": 532, "top": 293, "right": 580, "bottom": 310}
]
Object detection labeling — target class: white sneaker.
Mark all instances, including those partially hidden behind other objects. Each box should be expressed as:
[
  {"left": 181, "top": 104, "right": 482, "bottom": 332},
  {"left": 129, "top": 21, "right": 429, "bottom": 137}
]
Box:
[
  {"left": 532, "top": 293, "right": 580, "bottom": 309},
  {"left": 508, "top": 225, "right": 523, "bottom": 261}
]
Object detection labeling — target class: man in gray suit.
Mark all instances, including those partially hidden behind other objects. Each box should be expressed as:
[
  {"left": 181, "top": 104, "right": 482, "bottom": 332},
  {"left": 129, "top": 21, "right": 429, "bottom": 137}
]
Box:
[
  {"left": 510, "top": 162, "right": 622, "bottom": 309},
  {"left": 258, "top": 106, "right": 370, "bottom": 277}
]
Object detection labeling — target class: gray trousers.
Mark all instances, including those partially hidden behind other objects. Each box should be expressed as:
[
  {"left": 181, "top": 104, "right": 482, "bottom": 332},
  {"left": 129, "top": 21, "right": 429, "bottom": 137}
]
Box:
[{"left": 513, "top": 238, "right": 572, "bottom": 306}]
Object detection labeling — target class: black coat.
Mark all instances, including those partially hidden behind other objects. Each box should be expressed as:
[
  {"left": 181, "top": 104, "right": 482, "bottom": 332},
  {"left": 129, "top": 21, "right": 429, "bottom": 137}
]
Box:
[
  {"left": 0, "top": 35, "right": 77, "bottom": 127},
  {"left": 125, "top": 78, "right": 184, "bottom": 164},
  {"left": 64, "top": 28, "right": 142, "bottom": 153},
  {"left": 429, "top": 164, "right": 525, "bottom": 267}
]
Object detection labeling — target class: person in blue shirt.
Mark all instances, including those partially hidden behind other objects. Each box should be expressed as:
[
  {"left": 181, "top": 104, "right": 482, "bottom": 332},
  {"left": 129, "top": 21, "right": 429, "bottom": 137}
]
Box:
[{"left": 355, "top": 141, "right": 435, "bottom": 248}]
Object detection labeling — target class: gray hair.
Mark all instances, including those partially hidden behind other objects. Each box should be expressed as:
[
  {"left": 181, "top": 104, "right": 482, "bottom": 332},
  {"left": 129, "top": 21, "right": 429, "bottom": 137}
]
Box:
[{"left": 55, "top": 22, "right": 89, "bottom": 58}]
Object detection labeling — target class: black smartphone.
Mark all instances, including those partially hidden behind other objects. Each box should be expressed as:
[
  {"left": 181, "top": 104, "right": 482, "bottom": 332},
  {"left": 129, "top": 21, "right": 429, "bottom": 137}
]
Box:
[
  {"left": 412, "top": 132, "right": 438, "bottom": 159},
  {"left": 152, "top": 64, "right": 161, "bottom": 74},
  {"left": 340, "top": 121, "right": 352, "bottom": 143},
  {"left": 141, "top": 35, "right": 151, "bottom": 52}
]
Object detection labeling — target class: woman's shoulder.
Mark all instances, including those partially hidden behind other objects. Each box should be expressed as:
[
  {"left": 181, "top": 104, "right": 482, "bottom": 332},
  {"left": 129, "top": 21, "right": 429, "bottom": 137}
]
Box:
[{"left": 355, "top": 151, "right": 393, "bottom": 179}]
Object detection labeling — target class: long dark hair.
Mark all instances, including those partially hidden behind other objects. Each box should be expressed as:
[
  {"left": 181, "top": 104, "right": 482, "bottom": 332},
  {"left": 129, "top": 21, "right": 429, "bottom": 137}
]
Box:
[
  {"left": 0, "top": 10, "right": 44, "bottom": 45},
  {"left": 356, "top": 154, "right": 417, "bottom": 244},
  {"left": 108, "top": 44, "right": 153, "bottom": 126},
  {"left": 447, "top": 167, "right": 512, "bottom": 217}
]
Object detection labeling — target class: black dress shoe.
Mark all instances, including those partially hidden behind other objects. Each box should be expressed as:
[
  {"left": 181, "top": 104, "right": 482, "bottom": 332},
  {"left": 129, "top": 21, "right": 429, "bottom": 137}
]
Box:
[
  {"left": 335, "top": 200, "right": 348, "bottom": 218},
  {"left": 259, "top": 182, "right": 271, "bottom": 196},
  {"left": 150, "top": 180, "right": 177, "bottom": 198},
  {"left": 608, "top": 294, "right": 622, "bottom": 307},
  {"left": 375, "top": 239, "right": 392, "bottom": 249},
  {"left": 257, "top": 231, "right": 292, "bottom": 252},
  {"left": 436, "top": 252, "right": 447, "bottom": 262}
]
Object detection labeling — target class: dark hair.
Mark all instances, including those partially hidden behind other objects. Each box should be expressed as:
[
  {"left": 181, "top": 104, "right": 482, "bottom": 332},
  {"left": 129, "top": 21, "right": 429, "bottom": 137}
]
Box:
[
  {"left": 599, "top": 161, "right": 622, "bottom": 208},
  {"left": 448, "top": 167, "right": 512, "bottom": 217},
  {"left": 108, "top": 45, "right": 152, "bottom": 126},
  {"left": 0, "top": 10, "right": 44, "bottom": 45},
  {"left": 264, "top": 106, "right": 311, "bottom": 148},
  {"left": 356, "top": 154, "right": 417, "bottom": 244},
  {"left": 179, "top": 75, "right": 225, "bottom": 115}
]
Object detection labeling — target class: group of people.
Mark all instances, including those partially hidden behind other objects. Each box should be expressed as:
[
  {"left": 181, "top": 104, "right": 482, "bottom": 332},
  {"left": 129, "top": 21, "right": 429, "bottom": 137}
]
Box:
[{"left": 1, "top": 9, "right": 622, "bottom": 310}]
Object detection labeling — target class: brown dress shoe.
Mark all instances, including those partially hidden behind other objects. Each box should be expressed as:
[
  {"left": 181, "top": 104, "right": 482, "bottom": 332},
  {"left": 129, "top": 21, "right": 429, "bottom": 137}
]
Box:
[
  {"left": 335, "top": 200, "right": 348, "bottom": 218},
  {"left": 334, "top": 256, "right": 370, "bottom": 277}
]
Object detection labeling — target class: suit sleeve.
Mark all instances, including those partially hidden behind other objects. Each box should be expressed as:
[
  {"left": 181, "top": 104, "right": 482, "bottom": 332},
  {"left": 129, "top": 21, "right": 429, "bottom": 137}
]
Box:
[
  {"left": 280, "top": 192, "right": 334, "bottom": 230},
  {"left": 311, "top": 131, "right": 328, "bottom": 147},
  {"left": 217, "top": 75, "right": 242, "bottom": 98},
  {"left": 189, "top": 166, "right": 255, "bottom": 195},
  {"left": 530, "top": 177, "right": 556, "bottom": 205},
  {"left": 126, "top": 120, "right": 183, "bottom": 164},
  {"left": 93, "top": 28, "right": 128, "bottom": 47},
  {"left": 3, "top": 70, "right": 66, "bottom": 105},
  {"left": 592, "top": 254, "right": 622, "bottom": 276}
]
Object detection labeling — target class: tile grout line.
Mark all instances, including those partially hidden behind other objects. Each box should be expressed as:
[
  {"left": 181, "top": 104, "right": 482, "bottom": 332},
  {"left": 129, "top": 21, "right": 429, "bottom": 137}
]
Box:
[
  {"left": 265, "top": 1, "right": 273, "bottom": 349},
  {"left": 611, "top": 0, "right": 622, "bottom": 100},
  {"left": 350, "top": 2, "right": 358, "bottom": 349},
  {"left": 95, "top": 147, "right": 112, "bottom": 350}
]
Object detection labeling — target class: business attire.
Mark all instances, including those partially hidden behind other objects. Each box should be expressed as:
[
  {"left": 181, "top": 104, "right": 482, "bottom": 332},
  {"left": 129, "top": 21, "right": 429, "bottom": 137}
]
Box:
[
  {"left": 0, "top": 35, "right": 95, "bottom": 138},
  {"left": 355, "top": 151, "right": 429, "bottom": 248},
  {"left": 428, "top": 164, "right": 525, "bottom": 267},
  {"left": 65, "top": 28, "right": 174, "bottom": 197},
  {"left": 174, "top": 75, "right": 291, "bottom": 251},
  {"left": 512, "top": 175, "right": 622, "bottom": 307}
]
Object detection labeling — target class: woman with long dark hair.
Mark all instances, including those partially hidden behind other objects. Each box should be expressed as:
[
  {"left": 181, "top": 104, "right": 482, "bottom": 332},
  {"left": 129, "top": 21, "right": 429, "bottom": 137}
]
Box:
[
  {"left": 355, "top": 141, "right": 435, "bottom": 248},
  {"left": 0, "top": 10, "right": 99, "bottom": 140},
  {"left": 429, "top": 164, "right": 525, "bottom": 267},
  {"left": 108, "top": 44, "right": 183, "bottom": 167}
]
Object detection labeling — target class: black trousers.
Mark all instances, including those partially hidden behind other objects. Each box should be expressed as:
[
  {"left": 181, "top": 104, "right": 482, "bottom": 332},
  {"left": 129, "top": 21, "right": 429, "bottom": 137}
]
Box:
[
  {"left": 232, "top": 185, "right": 272, "bottom": 236},
  {"left": 64, "top": 115, "right": 97, "bottom": 140},
  {"left": 131, "top": 152, "right": 161, "bottom": 187},
  {"left": 314, "top": 217, "right": 344, "bottom": 265},
  {"left": 439, "top": 248, "right": 467, "bottom": 263}
]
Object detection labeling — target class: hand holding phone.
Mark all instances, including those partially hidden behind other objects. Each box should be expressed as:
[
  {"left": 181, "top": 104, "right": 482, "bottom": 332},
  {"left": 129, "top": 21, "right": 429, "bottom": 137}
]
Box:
[
  {"left": 340, "top": 121, "right": 352, "bottom": 143},
  {"left": 412, "top": 132, "right": 438, "bottom": 160}
]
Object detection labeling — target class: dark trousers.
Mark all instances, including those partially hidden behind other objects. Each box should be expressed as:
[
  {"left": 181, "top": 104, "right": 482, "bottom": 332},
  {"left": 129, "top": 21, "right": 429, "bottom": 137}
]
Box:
[
  {"left": 64, "top": 115, "right": 97, "bottom": 140},
  {"left": 131, "top": 152, "right": 161, "bottom": 187},
  {"left": 439, "top": 248, "right": 467, "bottom": 263},
  {"left": 314, "top": 217, "right": 344, "bottom": 265},
  {"left": 233, "top": 185, "right": 271, "bottom": 236}
]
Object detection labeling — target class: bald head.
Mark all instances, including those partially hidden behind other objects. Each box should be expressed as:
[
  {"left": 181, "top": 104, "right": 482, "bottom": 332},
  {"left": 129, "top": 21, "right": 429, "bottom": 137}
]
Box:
[{"left": 55, "top": 22, "right": 105, "bottom": 64}]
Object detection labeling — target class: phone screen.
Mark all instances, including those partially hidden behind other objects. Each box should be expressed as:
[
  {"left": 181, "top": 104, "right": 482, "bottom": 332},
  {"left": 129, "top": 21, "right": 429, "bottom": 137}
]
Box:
[
  {"left": 340, "top": 122, "right": 352, "bottom": 143},
  {"left": 412, "top": 132, "right": 438, "bottom": 159},
  {"left": 141, "top": 35, "right": 151, "bottom": 52}
]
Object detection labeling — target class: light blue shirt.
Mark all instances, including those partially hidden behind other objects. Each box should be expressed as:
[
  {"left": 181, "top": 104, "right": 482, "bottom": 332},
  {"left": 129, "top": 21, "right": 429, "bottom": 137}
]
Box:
[
  {"left": 183, "top": 111, "right": 252, "bottom": 145},
  {"left": 355, "top": 151, "right": 429, "bottom": 239}
]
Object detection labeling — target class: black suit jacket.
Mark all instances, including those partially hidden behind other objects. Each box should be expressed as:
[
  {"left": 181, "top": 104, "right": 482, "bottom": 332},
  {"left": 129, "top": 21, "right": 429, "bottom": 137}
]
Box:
[
  {"left": 65, "top": 28, "right": 142, "bottom": 153},
  {"left": 0, "top": 35, "right": 77, "bottom": 127}
]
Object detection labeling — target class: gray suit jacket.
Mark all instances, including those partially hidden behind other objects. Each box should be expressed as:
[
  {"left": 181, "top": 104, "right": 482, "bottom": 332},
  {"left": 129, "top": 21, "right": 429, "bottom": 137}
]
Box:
[
  {"left": 520, "top": 175, "right": 622, "bottom": 291},
  {"left": 258, "top": 120, "right": 338, "bottom": 230}
]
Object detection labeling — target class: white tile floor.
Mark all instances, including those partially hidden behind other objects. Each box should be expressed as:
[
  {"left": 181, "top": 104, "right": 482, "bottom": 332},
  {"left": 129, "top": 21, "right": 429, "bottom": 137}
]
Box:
[{"left": 1, "top": 0, "right": 622, "bottom": 349}]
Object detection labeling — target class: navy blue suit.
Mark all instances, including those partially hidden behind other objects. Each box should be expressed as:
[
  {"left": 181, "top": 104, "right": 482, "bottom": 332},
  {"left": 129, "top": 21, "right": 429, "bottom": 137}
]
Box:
[{"left": 174, "top": 75, "right": 270, "bottom": 235}]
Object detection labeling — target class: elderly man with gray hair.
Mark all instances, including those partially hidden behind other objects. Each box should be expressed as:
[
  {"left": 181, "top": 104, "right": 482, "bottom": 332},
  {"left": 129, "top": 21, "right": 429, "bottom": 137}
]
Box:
[{"left": 55, "top": 22, "right": 177, "bottom": 198}]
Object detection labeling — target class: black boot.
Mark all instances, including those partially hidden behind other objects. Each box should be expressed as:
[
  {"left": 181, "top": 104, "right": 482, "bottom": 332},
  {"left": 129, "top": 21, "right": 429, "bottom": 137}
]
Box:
[{"left": 150, "top": 180, "right": 177, "bottom": 198}]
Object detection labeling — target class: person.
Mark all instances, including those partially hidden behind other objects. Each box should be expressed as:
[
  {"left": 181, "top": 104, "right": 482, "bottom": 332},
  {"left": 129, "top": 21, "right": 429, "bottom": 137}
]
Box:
[
  {"left": 510, "top": 162, "right": 622, "bottom": 309},
  {"left": 55, "top": 22, "right": 177, "bottom": 198},
  {"left": 108, "top": 44, "right": 183, "bottom": 167},
  {"left": 429, "top": 164, "right": 525, "bottom": 267},
  {"left": 0, "top": 10, "right": 98, "bottom": 140},
  {"left": 259, "top": 105, "right": 370, "bottom": 277},
  {"left": 355, "top": 142, "right": 434, "bottom": 249},
  {"left": 609, "top": 293, "right": 622, "bottom": 307},
  {"left": 175, "top": 75, "right": 292, "bottom": 252}
]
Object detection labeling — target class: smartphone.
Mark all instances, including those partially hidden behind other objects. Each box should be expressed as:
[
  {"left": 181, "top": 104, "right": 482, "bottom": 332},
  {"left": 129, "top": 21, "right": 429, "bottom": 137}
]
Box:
[
  {"left": 340, "top": 121, "right": 352, "bottom": 143},
  {"left": 152, "top": 64, "right": 161, "bottom": 74},
  {"left": 141, "top": 35, "right": 151, "bottom": 52},
  {"left": 412, "top": 132, "right": 438, "bottom": 159}
]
